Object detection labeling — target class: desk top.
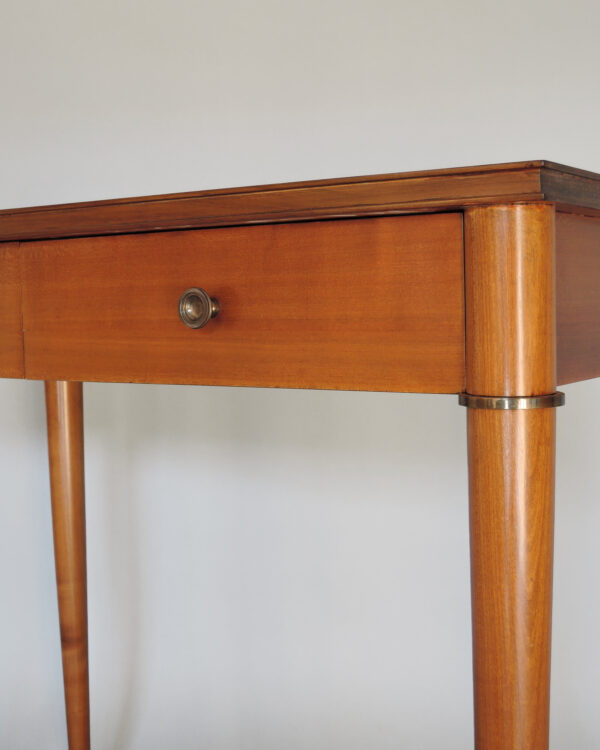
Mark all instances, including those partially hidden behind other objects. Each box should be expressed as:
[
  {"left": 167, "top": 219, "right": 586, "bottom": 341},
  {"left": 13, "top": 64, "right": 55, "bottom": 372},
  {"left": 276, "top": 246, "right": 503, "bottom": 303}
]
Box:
[
  {"left": 1, "top": 160, "right": 600, "bottom": 242},
  {"left": 2, "top": 160, "right": 600, "bottom": 391}
]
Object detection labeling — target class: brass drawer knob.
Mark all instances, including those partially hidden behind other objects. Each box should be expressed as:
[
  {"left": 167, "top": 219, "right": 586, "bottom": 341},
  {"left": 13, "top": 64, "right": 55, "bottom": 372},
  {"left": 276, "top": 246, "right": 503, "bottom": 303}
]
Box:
[{"left": 179, "top": 288, "right": 220, "bottom": 328}]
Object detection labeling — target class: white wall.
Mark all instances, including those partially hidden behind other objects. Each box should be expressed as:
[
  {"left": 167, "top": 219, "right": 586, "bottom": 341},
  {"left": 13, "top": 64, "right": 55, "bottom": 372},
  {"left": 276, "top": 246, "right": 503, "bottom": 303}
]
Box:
[{"left": 1, "top": 1, "right": 599, "bottom": 747}]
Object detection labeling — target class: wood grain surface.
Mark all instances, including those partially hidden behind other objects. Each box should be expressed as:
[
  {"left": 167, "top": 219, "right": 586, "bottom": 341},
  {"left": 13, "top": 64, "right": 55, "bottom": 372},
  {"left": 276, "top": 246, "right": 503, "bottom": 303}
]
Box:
[
  {"left": 464, "top": 204, "right": 557, "bottom": 750},
  {"left": 21, "top": 214, "right": 465, "bottom": 393},
  {"left": 1, "top": 160, "right": 599, "bottom": 241},
  {"left": 556, "top": 211, "right": 600, "bottom": 384},
  {"left": 467, "top": 407, "right": 555, "bottom": 750},
  {"left": 0, "top": 242, "right": 24, "bottom": 378},
  {"left": 465, "top": 204, "right": 556, "bottom": 396},
  {"left": 45, "top": 381, "right": 90, "bottom": 750}
]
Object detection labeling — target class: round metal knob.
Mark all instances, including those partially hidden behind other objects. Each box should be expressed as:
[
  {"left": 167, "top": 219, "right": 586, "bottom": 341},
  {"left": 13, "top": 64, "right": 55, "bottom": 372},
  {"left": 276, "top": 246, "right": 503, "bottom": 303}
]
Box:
[{"left": 179, "top": 288, "right": 220, "bottom": 329}]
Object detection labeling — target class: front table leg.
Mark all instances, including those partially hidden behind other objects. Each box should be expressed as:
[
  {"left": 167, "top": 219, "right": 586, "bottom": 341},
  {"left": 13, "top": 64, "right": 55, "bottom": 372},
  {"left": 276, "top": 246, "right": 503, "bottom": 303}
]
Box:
[
  {"left": 45, "top": 381, "right": 90, "bottom": 750},
  {"left": 467, "top": 407, "right": 555, "bottom": 748},
  {"left": 464, "top": 203, "right": 561, "bottom": 750}
]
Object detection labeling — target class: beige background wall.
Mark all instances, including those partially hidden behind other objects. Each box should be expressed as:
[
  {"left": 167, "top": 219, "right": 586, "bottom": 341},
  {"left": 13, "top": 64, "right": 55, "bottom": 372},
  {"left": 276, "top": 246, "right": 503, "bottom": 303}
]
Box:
[{"left": 1, "top": 1, "right": 599, "bottom": 747}]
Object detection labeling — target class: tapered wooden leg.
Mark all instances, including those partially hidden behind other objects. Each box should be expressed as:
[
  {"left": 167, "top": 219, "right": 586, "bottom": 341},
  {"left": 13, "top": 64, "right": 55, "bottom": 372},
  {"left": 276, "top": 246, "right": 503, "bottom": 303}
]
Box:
[
  {"left": 464, "top": 203, "right": 558, "bottom": 750},
  {"left": 45, "top": 381, "right": 90, "bottom": 750},
  {"left": 468, "top": 408, "right": 555, "bottom": 749}
]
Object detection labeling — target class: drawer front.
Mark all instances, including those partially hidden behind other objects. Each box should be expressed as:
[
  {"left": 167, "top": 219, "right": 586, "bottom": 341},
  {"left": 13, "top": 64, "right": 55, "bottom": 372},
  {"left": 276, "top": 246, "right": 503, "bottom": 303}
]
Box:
[
  {"left": 0, "top": 243, "right": 24, "bottom": 378},
  {"left": 21, "top": 214, "right": 464, "bottom": 393}
]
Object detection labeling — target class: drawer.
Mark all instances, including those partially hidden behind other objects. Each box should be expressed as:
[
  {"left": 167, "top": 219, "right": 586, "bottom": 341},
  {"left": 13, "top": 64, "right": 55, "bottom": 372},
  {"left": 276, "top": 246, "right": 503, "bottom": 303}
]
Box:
[
  {"left": 0, "top": 243, "right": 24, "bottom": 378},
  {"left": 21, "top": 214, "right": 465, "bottom": 392}
]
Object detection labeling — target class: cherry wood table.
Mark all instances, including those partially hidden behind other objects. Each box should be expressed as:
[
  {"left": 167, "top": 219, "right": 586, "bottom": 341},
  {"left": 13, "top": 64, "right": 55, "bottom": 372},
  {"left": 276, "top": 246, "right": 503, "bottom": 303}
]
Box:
[{"left": 2, "top": 160, "right": 600, "bottom": 750}]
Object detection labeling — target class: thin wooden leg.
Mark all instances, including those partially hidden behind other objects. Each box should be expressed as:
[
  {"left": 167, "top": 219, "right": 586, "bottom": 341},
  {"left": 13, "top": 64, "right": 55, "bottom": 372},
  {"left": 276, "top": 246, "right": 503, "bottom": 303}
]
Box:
[
  {"left": 464, "top": 203, "right": 558, "bottom": 749},
  {"left": 468, "top": 408, "right": 555, "bottom": 749},
  {"left": 45, "top": 381, "right": 90, "bottom": 750}
]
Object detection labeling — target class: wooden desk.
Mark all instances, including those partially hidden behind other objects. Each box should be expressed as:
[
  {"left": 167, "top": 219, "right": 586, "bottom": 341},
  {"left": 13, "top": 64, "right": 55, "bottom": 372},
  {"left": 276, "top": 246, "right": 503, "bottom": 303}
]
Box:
[{"left": 2, "top": 160, "right": 600, "bottom": 750}]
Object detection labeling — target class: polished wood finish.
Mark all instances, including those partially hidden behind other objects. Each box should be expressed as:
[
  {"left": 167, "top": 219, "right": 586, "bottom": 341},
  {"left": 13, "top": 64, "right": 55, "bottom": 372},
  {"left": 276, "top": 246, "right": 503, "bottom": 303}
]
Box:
[
  {"left": 0, "top": 242, "right": 24, "bottom": 378},
  {"left": 465, "top": 204, "right": 556, "bottom": 397},
  {"left": 2, "top": 160, "right": 600, "bottom": 241},
  {"left": 4, "top": 162, "right": 600, "bottom": 749},
  {"left": 21, "top": 214, "right": 465, "bottom": 393},
  {"left": 467, "top": 408, "right": 555, "bottom": 750},
  {"left": 45, "top": 381, "right": 90, "bottom": 750},
  {"left": 556, "top": 211, "right": 600, "bottom": 385},
  {"left": 464, "top": 204, "right": 557, "bottom": 750},
  {"left": 541, "top": 165, "right": 600, "bottom": 215}
]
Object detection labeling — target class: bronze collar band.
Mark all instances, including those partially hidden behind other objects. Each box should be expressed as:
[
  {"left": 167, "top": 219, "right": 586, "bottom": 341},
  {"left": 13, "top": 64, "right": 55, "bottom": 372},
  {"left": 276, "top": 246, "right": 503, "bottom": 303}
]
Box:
[{"left": 458, "top": 392, "right": 566, "bottom": 410}]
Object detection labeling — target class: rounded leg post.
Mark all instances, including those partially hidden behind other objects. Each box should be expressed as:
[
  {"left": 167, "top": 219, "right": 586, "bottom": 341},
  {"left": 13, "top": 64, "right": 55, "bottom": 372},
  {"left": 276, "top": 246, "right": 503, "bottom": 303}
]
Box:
[
  {"left": 468, "top": 408, "right": 555, "bottom": 749},
  {"left": 464, "top": 203, "right": 558, "bottom": 750},
  {"left": 45, "top": 381, "right": 90, "bottom": 750}
]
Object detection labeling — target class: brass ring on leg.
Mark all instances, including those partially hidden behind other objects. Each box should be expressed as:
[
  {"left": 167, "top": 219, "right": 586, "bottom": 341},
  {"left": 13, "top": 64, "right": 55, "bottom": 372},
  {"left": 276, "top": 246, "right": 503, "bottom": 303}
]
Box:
[{"left": 458, "top": 392, "right": 565, "bottom": 410}]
